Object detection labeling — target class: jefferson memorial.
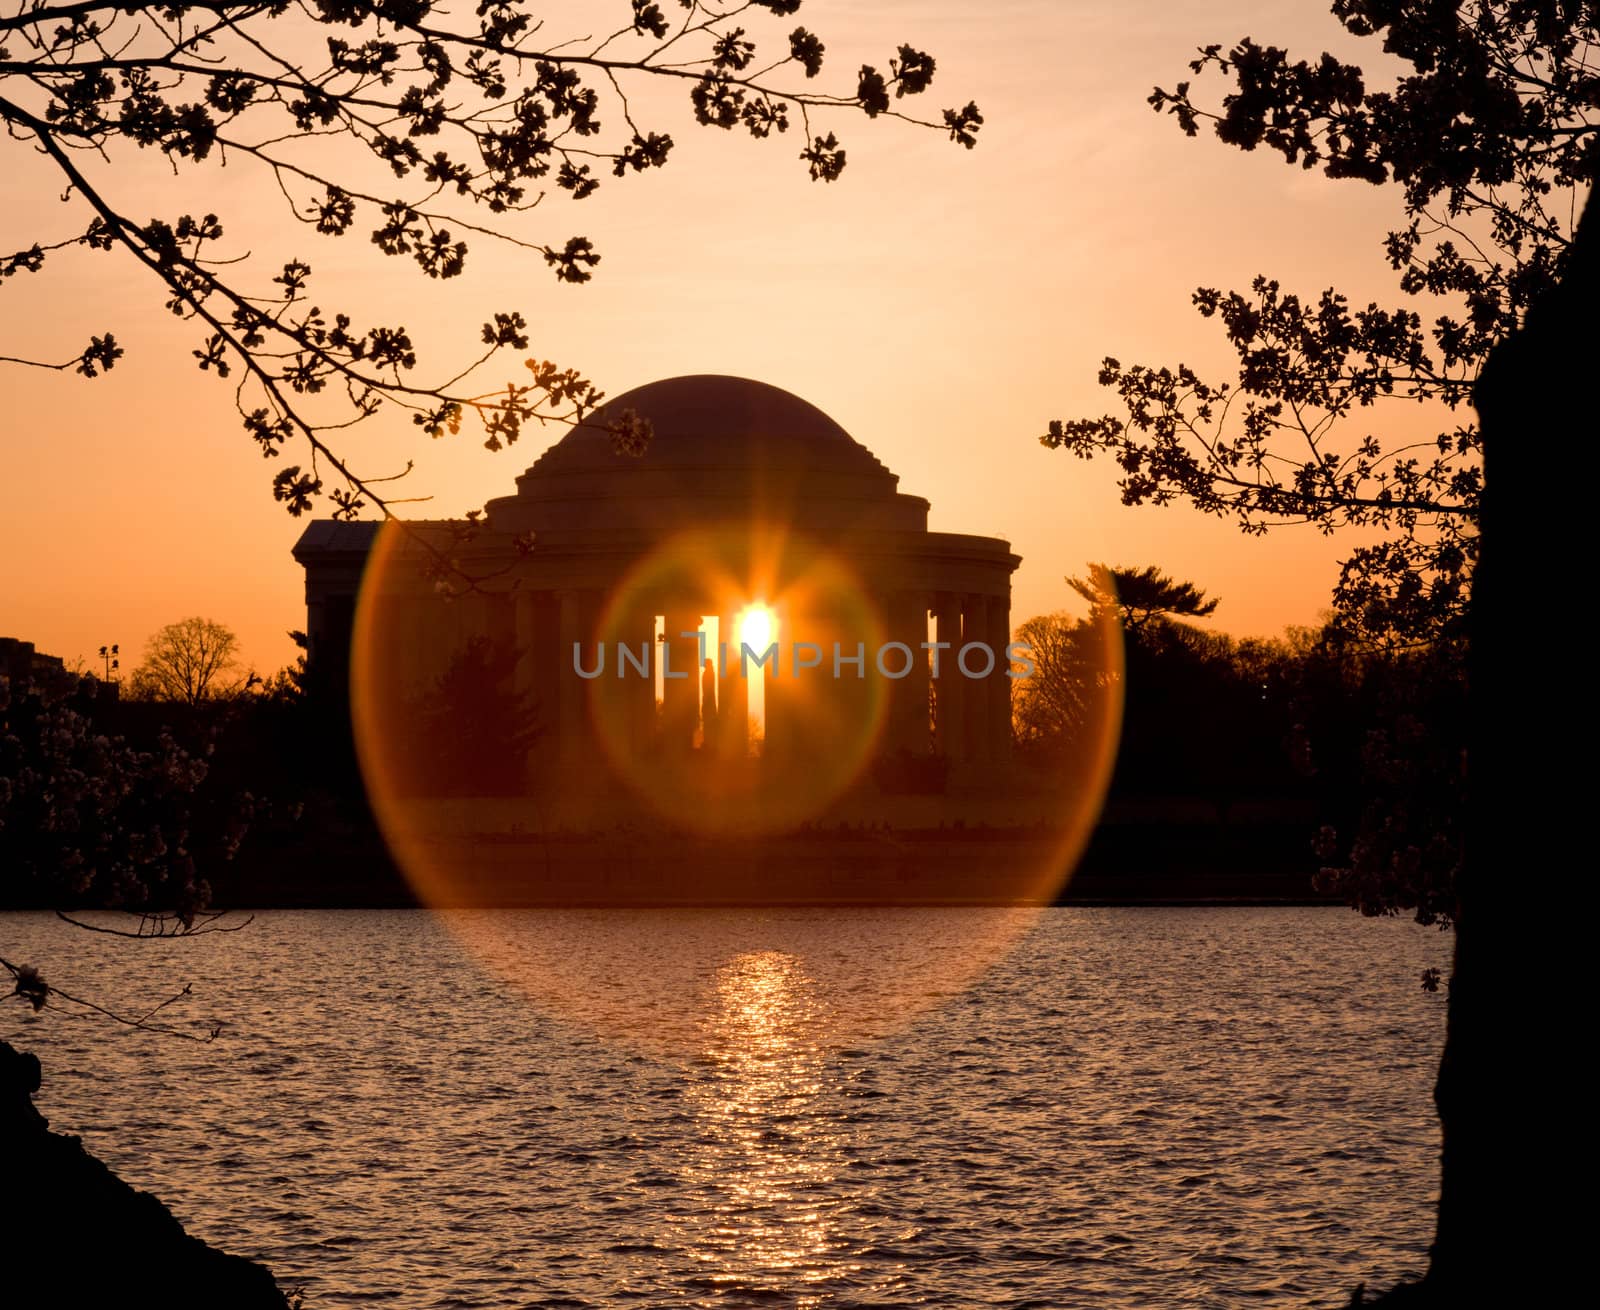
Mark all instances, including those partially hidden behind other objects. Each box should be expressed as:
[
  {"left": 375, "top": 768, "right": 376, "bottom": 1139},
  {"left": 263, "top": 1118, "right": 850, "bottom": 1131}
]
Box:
[{"left": 294, "top": 375, "right": 1021, "bottom": 821}]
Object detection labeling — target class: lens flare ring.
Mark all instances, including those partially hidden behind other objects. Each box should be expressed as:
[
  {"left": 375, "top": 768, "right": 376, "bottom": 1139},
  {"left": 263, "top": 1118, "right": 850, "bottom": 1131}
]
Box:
[{"left": 348, "top": 515, "right": 1125, "bottom": 1045}]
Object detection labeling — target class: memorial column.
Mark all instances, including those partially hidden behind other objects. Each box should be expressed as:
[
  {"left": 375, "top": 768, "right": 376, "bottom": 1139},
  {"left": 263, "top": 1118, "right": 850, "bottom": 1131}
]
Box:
[
  {"left": 761, "top": 601, "right": 792, "bottom": 763},
  {"left": 987, "top": 590, "right": 1013, "bottom": 763},
  {"left": 661, "top": 604, "right": 701, "bottom": 753},
  {"left": 931, "top": 592, "right": 964, "bottom": 761},
  {"left": 961, "top": 593, "right": 991, "bottom": 765},
  {"left": 888, "top": 589, "right": 930, "bottom": 755},
  {"left": 557, "top": 588, "right": 601, "bottom": 768},
  {"left": 718, "top": 611, "right": 750, "bottom": 759}
]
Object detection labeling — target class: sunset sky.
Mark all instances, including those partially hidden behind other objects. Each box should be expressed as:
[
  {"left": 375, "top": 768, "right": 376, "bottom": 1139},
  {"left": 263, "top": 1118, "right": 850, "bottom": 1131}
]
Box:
[{"left": 1, "top": 1, "right": 1445, "bottom": 677}]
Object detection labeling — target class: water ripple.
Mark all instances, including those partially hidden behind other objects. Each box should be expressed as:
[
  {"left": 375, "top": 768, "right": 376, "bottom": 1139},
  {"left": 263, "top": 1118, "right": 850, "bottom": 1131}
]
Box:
[{"left": 3, "top": 906, "right": 1448, "bottom": 1308}]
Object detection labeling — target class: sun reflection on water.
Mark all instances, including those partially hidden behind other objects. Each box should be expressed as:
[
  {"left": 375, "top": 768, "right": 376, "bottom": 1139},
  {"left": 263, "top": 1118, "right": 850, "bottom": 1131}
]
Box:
[
  {"left": 683, "top": 951, "right": 841, "bottom": 1305},
  {"left": 439, "top": 909, "right": 1043, "bottom": 1297}
]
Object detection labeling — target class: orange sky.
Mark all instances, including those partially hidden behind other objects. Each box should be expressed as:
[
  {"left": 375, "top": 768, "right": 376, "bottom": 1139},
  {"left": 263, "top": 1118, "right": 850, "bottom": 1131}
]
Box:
[{"left": 1, "top": 2, "right": 1446, "bottom": 677}]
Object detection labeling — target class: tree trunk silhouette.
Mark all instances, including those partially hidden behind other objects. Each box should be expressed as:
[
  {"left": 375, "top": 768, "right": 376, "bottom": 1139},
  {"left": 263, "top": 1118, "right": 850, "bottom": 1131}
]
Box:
[{"left": 1416, "top": 191, "right": 1597, "bottom": 1306}]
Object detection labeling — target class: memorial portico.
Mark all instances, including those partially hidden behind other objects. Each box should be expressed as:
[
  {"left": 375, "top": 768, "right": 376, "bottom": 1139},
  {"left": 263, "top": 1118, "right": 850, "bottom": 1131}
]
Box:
[{"left": 294, "top": 375, "right": 1020, "bottom": 797}]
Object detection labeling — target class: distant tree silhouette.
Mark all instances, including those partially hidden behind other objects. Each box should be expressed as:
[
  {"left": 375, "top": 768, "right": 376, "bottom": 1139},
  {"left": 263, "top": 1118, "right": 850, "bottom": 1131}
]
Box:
[
  {"left": 1044, "top": 5, "right": 1595, "bottom": 649},
  {"left": 0, "top": 2, "right": 981, "bottom": 546},
  {"left": 254, "top": 630, "right": 309, "bottom": 703},
  {"left": 1021, "top": 569, "right": 1311, "bottom": 800},
  {"left": 1012, "top": 587, "right": 1467, "bottom": 825},
  {"left": 128, "top": 617, "right": 245, "bottom": 704},
  {"left": 405, "top": 635, "right": 540, "bottom": 796},
  {"left": 1066, "top": 563, "right": 1219, "bottom": 633},
  {"left": 1010, "top": 611, "right": 1112, "bottom": 759},
  {"left": 1060, "top": 564, "right": 1233, "bottom": 796},
  {"left": 1309, "top": 638, "right": 1465, "bottom": 932},
  {"left": 0, "top": 670, "right": 249, "bottom": 1038}
]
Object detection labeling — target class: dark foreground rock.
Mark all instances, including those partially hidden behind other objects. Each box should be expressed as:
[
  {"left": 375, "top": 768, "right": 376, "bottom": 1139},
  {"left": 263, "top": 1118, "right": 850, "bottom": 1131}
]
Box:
[{"left": 0, "top": 1039, "right": 289, "bottom": 1310}]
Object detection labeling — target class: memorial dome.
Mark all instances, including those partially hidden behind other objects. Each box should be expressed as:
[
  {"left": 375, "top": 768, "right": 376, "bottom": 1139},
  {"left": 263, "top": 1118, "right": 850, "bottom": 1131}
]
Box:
[{"left": 490, "top": 374, "right": 920, "bottom": 535}]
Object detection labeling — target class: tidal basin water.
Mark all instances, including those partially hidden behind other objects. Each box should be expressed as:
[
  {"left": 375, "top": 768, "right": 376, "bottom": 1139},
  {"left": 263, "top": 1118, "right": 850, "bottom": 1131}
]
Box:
[{"left": 6, "top": 907, "right": 1450, "bottom": 1308}]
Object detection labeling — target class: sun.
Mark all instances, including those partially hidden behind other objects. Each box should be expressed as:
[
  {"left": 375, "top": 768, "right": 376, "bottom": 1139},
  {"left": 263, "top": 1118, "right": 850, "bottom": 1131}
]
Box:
[{"left": 736, "top": 603, "right": 775, "bottom": 652}]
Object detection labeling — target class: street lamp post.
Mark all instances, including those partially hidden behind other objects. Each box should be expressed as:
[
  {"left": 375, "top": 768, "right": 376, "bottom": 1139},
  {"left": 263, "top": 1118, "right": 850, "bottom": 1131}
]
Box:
[{"left": 98, "top": 643, "right": 119, "bottom": 683}]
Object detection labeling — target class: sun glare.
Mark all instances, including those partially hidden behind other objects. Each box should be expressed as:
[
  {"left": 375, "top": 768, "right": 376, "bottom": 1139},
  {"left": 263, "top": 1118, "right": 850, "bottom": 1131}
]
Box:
[{"left": 737, "top": 603, "right": 775, "bottom": 652}]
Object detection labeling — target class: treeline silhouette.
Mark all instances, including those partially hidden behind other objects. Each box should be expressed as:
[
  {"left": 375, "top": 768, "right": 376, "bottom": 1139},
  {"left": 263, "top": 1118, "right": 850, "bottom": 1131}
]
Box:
[
  {"left": 2, "top": 584, "right": 1465, "bottom": 910},
  {"left": 1011, "top": 579, "right": 1465, "bottom": 910}
]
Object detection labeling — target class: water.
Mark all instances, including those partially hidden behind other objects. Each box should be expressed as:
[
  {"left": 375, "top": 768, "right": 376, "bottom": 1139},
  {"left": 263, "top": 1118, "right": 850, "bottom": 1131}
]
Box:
[{"left": 3, "top": 907, "right": 1450, "bottom": 1307}]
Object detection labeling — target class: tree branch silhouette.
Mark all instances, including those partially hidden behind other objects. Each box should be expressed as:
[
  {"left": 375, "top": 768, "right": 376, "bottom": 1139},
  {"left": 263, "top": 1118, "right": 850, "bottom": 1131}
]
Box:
[
  {"left": 1046, "top": 3, "right": 1594, "bottom": 646},
  {"left": 4, "top": 952, "right": 223, "bottom": 1042},
  {"left": 1, "top": 0, "right": 982, "bottom": 578}
]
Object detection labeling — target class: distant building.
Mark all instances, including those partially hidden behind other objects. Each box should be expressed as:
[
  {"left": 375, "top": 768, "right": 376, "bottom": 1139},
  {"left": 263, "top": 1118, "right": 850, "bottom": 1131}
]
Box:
[
  {"left": 296, "top": 375, "right": 1018, "bottom": 770},
  {"left": 0, "top": 637, "right": 70, "bottom": 688}
]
